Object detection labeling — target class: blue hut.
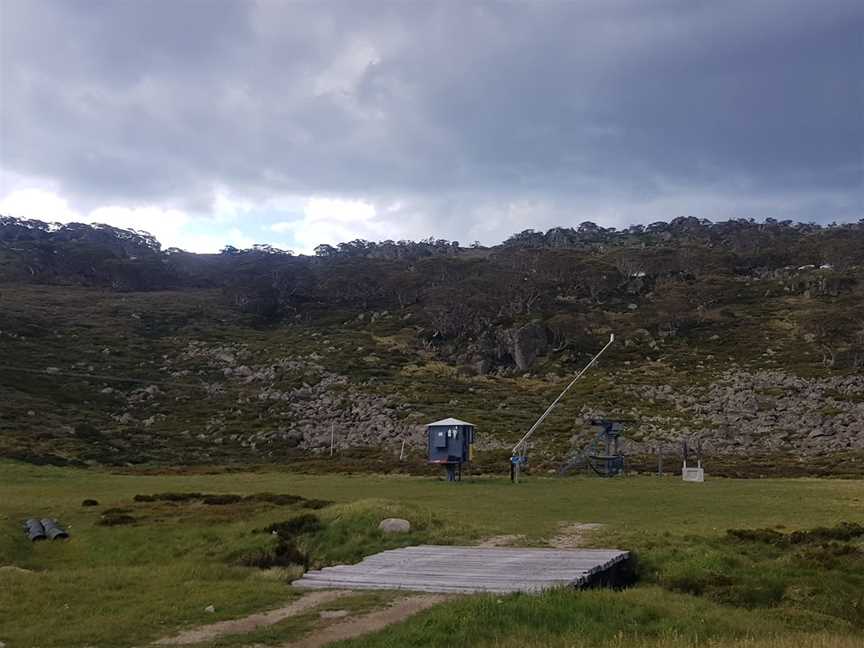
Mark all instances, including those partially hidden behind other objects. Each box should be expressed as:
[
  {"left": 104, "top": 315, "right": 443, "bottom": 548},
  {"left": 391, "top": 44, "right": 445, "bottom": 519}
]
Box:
[{"left": 427, "top": 417, "right": 475, "bottom": 481}]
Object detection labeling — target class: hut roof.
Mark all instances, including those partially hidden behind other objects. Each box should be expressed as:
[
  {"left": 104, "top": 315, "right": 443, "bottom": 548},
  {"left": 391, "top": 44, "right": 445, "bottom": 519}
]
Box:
[{"left": 426, "top": 417, "right": 475, "bottom": 427}]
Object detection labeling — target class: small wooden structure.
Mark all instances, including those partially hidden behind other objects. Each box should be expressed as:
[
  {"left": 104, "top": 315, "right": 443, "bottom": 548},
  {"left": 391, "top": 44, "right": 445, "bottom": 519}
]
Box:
[{"left": 293, "top": 545, "right": 630, "bottom": 594}]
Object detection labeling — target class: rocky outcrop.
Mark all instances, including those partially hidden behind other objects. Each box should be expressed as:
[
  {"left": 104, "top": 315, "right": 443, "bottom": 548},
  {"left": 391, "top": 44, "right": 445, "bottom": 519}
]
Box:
[
  {"left": 112, "top": 341, "right": 418, "bottom": 455},
  {"left": 510, "top": 322, "right": 549, "bottom": 371},
  {"left": 604, "top": 370, "right": 864, "bottom": 455}
]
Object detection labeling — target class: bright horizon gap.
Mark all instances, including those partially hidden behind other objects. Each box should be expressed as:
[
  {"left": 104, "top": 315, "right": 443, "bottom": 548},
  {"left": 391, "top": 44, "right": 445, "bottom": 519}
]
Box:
[{"left": 0, "top": 187, "right": 858, "bottom": 255}]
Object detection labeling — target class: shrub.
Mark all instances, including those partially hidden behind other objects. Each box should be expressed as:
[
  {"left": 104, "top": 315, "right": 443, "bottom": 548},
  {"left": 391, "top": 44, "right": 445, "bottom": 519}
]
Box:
[
  {"left": 794, "top": 542, "right": 864, "bottom": 569},
  {"left": 133, "top": 492, "right": 204, "bottom": 502},
  {"left": 201, "top": 494, "right": 243, "bottom": 505},
  {"left": 239, "top": 538, "right": 307, "bottom": 569},
  {"left": 240, "top": 513, "right": 326, "bottom": 571},
  {"left": 244, "top": 492, "right": 304, "bottom": 505},
  {"left": 727, "top": 522, "right": 864, "bottom": 546},
  {"left": 101, "top": 507, "right": 132, "bottom": 515},
  {"left": 81, "top": 499, "right": 99, "bottom": 507},
  {"left": 789, "top": 522, "right": 864, "bottom": 544},
  {"left": 300, "top": 498, "right": 333, "bottom": 510},
  {"left": 98, "top": 514, "right": 136, "bottom": 526},
  {"left": 261, "top": 514, "right": 323, "bottom": 540},
  {"left": 132, "top": 491, "right": 313, "bottom": 506},
  {"left": 727, "top": 528, "right": 787, "bottom": 545}
]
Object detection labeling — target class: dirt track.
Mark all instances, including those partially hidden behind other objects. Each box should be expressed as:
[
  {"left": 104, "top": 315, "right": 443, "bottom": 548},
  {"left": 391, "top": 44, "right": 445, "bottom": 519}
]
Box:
[
  {"left": 154, "top": 590, "right": 352, "bottom": 645},
  {"left": 152, "top": 590, "right": 447, "bottom": 648}
]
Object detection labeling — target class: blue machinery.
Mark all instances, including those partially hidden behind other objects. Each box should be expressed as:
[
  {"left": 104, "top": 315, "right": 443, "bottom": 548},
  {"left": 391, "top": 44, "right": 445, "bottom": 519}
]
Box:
[
  {"left": 511, "top": 334, "right": 615, "bottom": 483},
  {"left": 585, "top": 419, "right": 626, "bottom": 477},
  {"left": 426, "top": 417, "right": 476, "bottom": 481}
]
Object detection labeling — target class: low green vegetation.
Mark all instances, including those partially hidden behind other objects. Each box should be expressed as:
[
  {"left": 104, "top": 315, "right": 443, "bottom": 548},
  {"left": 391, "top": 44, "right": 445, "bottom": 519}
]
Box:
[
  {"left": 1, "top": 460, "right": 863, "bottom": 647},
  {"left": 338, "top": 587, "right": 839, "bottom": 648},
  {"left": 2, "top": 271, "right": 863, "bottom": 475}
]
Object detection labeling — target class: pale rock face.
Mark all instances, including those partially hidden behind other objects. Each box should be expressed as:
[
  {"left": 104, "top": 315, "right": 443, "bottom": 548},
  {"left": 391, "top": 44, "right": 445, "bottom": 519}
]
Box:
[
  {"left": 586, "top": 369, "right": 864, "bottom": 456},
  {"left": 112, "top": 338, "right": 864, "bottom": 460},
  {"left": 511, "top": 322, "right": 549, "bottom": 371}
]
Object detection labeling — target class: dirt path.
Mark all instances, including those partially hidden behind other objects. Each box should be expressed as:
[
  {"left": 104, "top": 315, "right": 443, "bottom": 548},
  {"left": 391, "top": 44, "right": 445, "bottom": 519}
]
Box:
[
  {"left": 153, "top": 590, "right": 352, "bottom": 645},
  {"left": 476, "top": 533, "right": 525, "bottom": 547},
  {"left": 547, "top": 522, "right": 605, "bottom": 548},
  {"left": 276, "top": 594, "right": 447, "bottom": 648}
]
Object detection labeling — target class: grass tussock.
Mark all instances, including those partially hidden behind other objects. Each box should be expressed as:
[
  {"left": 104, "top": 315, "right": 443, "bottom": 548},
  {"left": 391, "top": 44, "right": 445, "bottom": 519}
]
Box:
[
  {"left": 301, "top": 498, "right": 472, "bottom": 567},
  {"left": 727, "top": 522, "right": 864, "bottom": 546},
  {"left": 97, "top": 513, "right": 137, "bottom": 526},
  {"left": 300, "top": 498, "right": 333, "bottom": 509},
  {"left": 238, "top": 537, "right": 309, "bottom": 569},
  {"left": 244, "top": 492, "right": 304, "bottom": 505},
  {"left": 235, "top": 500, "right": 469, "bottom": 572},
  {"left": 637, "top": 521, "right": 864, "bottom": 627},
  {"left": 238, "top": 513, "right": 324, "bottom": 569},
  {"left": 260, "top": 513, "right": 324, "bottom": 538},
  {"left": 133, "top": 491, "right": 204, "bottom": 502},
  {"left": 131, "top": 491, "right": 332, "bottom": 508},
  {"left": 336, "top": 586, "right": 809, "bottom": 648}
]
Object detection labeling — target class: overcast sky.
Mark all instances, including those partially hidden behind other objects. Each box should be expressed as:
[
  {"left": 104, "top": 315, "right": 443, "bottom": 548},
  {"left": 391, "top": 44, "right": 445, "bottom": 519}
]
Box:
[{"left": 1, "top": 1, "right": 861, "bottom": 253}]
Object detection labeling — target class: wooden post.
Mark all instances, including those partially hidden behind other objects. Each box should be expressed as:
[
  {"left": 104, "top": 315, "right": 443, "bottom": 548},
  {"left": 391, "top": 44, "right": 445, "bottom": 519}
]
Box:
[
  {"left": 330, "top": 424, "right": 335, "bottom": 457},
  {"left": 657, "top": 446, "right": 663, "bottom": 476}
]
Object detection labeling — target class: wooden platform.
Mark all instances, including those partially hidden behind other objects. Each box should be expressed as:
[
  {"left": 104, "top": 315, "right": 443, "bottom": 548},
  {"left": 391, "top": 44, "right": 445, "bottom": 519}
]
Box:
[{"left": 293, "top": 545, "right": 629, "bottom": 594}]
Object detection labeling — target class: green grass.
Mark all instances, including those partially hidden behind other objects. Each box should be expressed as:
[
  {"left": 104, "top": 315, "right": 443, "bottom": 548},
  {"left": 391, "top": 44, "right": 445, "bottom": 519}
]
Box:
[
  {"left": 335, "top": 587, "right": 827, "bottom": 648},
  {"left": 1, "top": 461, "right": 863, "bottom": 647}
]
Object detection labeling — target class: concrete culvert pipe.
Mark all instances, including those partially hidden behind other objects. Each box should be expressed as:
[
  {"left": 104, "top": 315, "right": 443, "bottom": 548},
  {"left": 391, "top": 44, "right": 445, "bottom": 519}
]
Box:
[
  {"left": 41, "top": 519, "right": 69, "bottom": 540},
  {"left": 24, "top": 519, "right": 46, "bottom": 541}
]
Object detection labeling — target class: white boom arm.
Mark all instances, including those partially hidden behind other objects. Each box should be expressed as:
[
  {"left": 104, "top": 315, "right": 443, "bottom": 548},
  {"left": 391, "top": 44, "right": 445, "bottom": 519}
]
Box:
[{"left": 511, "top": 333, "right": 615, "bottom": 456}]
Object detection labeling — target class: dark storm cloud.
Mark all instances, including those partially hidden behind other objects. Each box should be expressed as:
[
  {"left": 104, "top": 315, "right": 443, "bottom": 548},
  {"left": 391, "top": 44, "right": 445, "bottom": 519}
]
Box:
[{"left": 1, "top": 0, "right": 861, "bottom": 234}]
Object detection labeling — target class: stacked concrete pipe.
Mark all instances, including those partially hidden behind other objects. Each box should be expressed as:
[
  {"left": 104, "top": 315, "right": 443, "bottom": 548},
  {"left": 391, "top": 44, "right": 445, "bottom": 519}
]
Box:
[{"left": 23, "top": 518, "right": 69, "bottom": 541}]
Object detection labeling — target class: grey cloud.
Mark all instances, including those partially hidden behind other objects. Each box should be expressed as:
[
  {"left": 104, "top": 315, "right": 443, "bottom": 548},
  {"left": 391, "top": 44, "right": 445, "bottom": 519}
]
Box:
[{"left": 1, "top": 0, "right": 861, "bottom": 232}]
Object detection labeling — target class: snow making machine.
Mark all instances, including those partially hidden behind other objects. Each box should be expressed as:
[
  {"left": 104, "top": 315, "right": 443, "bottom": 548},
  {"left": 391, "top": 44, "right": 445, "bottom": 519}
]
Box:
[
  {"left": 586, "top": 418, "right": 627, "bottom": 477},
  {"left": 427, "top": 417, "right": 476, "bottom": 481}
]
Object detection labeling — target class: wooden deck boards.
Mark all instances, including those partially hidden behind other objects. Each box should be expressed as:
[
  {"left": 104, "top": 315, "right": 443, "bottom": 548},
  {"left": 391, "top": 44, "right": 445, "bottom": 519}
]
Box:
[{"left": 293, "top": 545, "right": 629, "bottom": 594}]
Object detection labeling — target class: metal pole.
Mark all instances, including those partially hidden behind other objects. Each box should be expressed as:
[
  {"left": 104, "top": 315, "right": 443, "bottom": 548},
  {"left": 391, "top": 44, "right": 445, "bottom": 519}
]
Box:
[
  {"left": 511, "top": 333, "right": 615, "bottom": 457},
  {"left": 399, "top": 438, "right": 406, "bottom": 461}
]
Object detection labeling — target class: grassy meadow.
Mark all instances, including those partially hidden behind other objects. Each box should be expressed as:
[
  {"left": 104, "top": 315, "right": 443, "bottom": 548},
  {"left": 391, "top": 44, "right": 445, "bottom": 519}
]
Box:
[{"left": 1, "top": 460, "right": 863, "bottom": 647}]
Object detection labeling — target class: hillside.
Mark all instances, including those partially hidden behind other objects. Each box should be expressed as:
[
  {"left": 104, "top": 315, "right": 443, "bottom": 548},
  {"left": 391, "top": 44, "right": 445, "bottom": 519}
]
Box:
[{"left": 1, "top": 216, "right": 863, "bottom": 475}]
